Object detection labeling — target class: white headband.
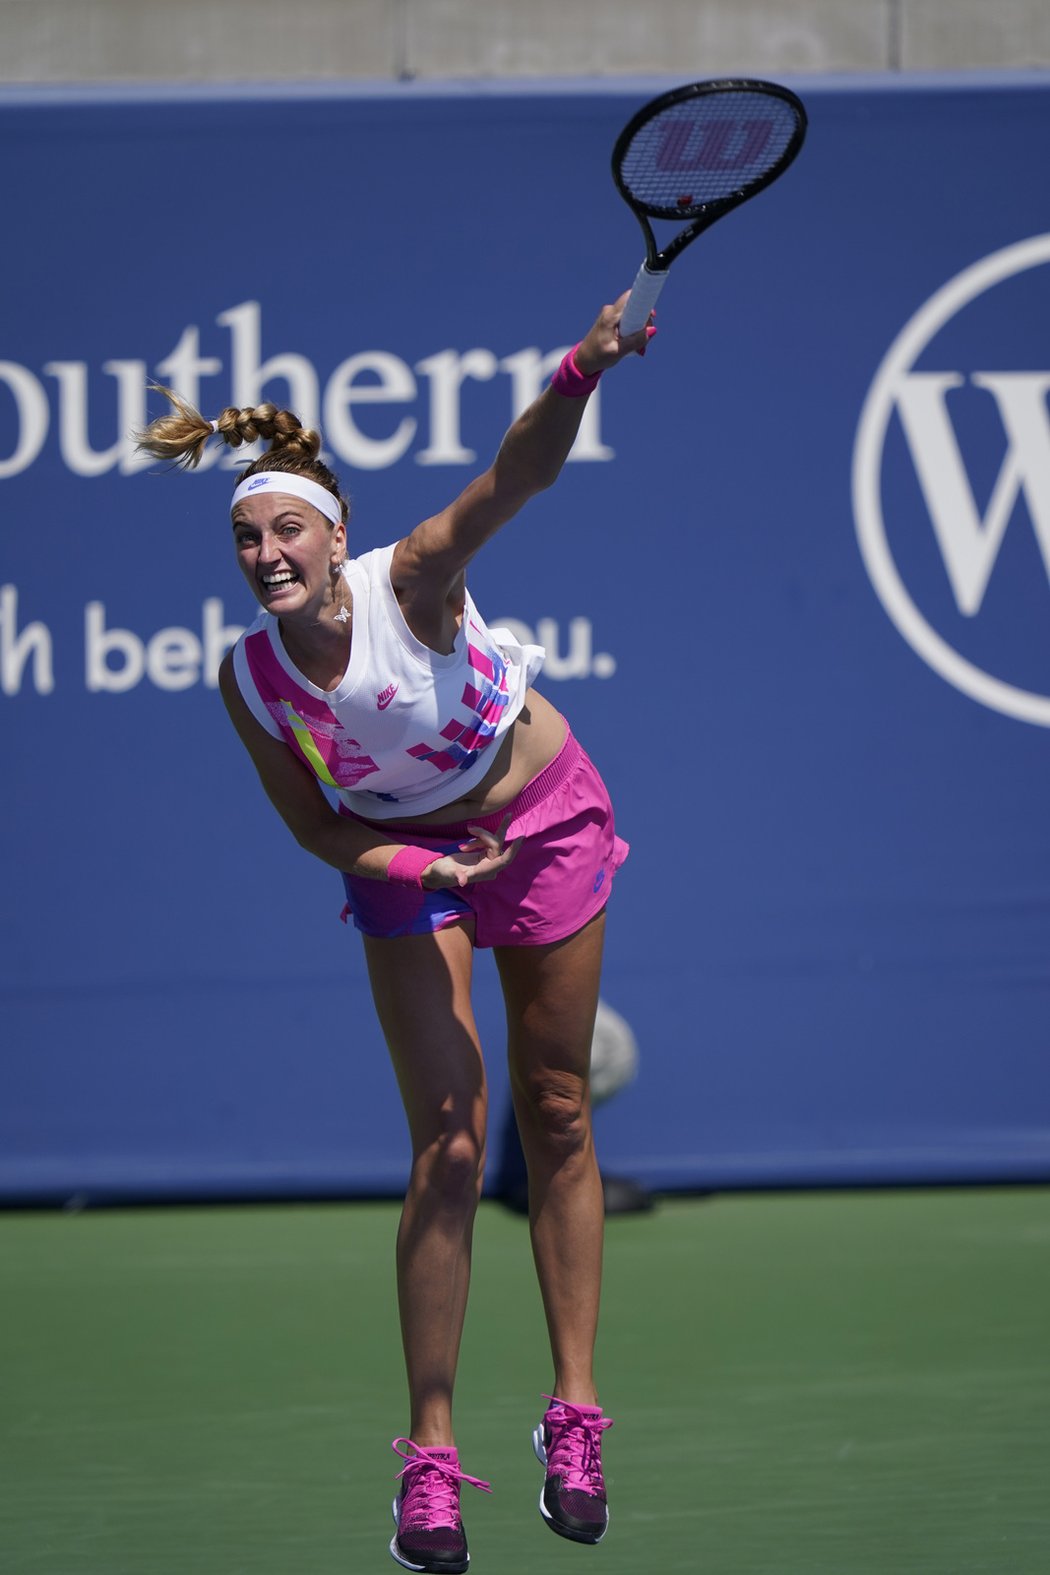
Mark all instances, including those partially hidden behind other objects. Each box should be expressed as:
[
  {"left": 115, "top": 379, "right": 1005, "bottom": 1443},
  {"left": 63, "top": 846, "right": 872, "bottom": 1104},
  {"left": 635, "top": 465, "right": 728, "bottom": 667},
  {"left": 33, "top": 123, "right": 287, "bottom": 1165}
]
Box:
[{"left": 230, "top": 471, "right": 343, "bottom": 526}]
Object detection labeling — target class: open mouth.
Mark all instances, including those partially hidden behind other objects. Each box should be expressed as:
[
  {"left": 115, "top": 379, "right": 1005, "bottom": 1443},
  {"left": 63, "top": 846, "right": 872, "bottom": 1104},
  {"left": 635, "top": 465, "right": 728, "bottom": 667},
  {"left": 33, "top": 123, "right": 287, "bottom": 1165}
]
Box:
[{"left": 260, "top": 571, "right": 300, "bottom": 597}]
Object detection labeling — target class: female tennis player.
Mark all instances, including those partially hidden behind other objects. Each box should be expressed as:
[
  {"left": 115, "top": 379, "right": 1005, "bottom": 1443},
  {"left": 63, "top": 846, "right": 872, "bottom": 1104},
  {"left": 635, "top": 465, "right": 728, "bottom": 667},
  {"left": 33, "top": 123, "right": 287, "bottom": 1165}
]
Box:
[{"left": 136, "top": 292, "right": 651, "bottom": 1573}]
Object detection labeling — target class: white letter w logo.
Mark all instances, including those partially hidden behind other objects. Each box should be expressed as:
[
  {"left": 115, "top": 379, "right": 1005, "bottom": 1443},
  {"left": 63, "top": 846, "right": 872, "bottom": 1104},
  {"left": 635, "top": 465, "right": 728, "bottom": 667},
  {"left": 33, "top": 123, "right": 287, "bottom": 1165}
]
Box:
[{"left": 895, "top": 372, "right": 1050, "bottom": 614}]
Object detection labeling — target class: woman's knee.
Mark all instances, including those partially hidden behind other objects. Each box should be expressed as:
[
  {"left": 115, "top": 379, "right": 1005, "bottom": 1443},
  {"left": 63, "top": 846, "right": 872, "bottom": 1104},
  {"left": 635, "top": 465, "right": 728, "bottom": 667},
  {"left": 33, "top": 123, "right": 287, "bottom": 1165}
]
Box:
[
  {"left": 411, "top": 1122, "right": 487, "bottom": 1206},
  {"left": 515, "top": 1070, "right": 592, "bottom": 1158}
]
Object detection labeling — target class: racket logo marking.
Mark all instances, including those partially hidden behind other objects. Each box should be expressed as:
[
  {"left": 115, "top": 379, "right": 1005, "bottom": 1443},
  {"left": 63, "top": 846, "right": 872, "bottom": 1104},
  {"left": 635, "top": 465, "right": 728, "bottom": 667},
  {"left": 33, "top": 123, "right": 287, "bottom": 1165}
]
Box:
[{"left": 655, "top": 117, "right": 775, "bottom": 173}]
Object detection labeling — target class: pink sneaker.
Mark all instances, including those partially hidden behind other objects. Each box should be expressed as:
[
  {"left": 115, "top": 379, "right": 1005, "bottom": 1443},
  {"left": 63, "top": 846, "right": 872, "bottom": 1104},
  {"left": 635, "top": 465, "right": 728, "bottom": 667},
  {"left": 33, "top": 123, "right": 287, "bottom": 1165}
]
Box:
[
  {"left": 389, "top": 1438, "right": 491, "bottom": 1573},
  {"left": 532, "top": 1395, "right": 613, "bottom": 1544}
]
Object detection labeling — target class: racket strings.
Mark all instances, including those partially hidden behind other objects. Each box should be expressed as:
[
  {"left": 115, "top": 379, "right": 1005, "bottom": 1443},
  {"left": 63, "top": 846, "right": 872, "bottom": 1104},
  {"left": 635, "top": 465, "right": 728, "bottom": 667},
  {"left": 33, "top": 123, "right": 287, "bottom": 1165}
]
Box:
[{"left": 618, "top": 95, "right": 801, "bottom": 215}]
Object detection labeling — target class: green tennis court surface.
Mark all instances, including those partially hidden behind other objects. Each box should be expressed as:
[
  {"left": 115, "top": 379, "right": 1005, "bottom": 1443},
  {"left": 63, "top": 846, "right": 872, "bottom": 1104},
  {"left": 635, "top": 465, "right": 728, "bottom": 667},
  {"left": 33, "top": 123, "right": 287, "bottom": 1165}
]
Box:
[{"left": 2, "top": 1189, "right": 1048, "bottom": 1573}]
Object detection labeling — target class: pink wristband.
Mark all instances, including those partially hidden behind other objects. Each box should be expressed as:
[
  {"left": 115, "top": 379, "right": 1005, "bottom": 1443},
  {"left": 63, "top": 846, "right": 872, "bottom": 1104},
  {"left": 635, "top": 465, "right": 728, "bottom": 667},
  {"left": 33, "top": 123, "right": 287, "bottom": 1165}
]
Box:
[
  {"left": 550, "top": 345, "right": 602, "bottom": 398},
  {"left": 386, "top": 845, "right": 437, "bottom": 888}
]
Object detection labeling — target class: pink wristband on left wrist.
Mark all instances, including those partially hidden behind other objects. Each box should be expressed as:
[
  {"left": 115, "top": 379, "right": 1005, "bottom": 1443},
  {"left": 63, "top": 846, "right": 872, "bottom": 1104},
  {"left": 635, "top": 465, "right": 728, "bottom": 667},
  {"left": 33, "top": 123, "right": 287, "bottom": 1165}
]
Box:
[
  {"left": 386, "top": 845, "right": 436, "bottom": 888},
  {"left": 550, "top": 345, "right": 602, "bottom": 398}
]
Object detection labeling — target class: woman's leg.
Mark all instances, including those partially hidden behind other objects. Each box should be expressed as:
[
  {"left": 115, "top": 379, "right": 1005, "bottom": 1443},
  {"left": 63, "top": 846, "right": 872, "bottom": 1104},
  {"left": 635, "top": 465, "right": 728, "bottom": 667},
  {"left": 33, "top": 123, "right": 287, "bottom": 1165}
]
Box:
[
  {"left": 363, "top": 921, "right": 486, "bottom": 1448},
  {"left": 493, "top": 913, "right": 606, "bottom": 1405}
]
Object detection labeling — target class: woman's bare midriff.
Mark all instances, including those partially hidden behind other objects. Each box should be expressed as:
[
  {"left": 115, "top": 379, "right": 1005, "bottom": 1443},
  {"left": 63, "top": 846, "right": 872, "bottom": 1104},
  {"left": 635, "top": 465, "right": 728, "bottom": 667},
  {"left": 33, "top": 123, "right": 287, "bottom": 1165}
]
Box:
[{"left": 372, "top": 687, "right": 568, "bottom": 828}]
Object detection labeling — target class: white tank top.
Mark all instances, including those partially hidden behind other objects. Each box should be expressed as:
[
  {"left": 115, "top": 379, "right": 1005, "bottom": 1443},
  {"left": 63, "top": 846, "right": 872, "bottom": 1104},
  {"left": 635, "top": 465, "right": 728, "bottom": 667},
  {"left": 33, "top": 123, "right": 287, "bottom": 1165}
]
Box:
[{"left": 232, "top": 542, "right": 544, "bottom": 819}]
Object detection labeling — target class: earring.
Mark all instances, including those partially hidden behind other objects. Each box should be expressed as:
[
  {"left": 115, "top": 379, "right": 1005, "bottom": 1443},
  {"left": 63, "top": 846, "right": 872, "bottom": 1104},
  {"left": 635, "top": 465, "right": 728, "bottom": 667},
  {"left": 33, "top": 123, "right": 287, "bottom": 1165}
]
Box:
[{"left": 332, "top": 556, "right": 350, "bottom": 623}]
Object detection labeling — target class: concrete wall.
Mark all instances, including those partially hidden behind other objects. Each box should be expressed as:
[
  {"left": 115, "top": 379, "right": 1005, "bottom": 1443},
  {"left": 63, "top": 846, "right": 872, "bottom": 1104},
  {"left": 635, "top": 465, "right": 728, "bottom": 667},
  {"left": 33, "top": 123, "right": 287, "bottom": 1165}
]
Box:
[{"left": 0, "top": 0, "right": 1047, "bottom": 84}]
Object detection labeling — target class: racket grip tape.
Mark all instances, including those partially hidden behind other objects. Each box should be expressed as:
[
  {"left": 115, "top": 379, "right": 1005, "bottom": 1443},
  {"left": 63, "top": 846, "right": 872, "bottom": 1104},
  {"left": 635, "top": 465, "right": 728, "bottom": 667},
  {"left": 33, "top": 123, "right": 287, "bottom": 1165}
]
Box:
[{"left": 620, "top": 262, "right": 667, "bottom": 336}]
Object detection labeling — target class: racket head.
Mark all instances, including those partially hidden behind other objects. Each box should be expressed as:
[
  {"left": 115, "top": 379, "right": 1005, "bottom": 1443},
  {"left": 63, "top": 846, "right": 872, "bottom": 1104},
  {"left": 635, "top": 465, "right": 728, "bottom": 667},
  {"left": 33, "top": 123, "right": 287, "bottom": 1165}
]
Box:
[{"left": 612, "top": 79, "right": 807, "bottom": 229}]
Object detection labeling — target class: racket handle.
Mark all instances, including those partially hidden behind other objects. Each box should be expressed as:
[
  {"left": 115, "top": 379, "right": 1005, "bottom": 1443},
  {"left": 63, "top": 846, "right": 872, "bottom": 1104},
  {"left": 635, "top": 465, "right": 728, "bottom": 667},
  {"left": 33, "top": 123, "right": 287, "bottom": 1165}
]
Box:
[{"left": 620, "top": 262, "right": 667, "bottom": 336}]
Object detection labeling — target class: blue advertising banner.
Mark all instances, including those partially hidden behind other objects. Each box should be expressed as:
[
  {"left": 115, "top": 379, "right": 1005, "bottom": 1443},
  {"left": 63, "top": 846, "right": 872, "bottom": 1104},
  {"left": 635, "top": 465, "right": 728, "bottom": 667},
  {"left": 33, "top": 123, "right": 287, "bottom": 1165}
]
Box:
[{"left": 2, "top": 74, "right": 1048, "bottom": 1201}]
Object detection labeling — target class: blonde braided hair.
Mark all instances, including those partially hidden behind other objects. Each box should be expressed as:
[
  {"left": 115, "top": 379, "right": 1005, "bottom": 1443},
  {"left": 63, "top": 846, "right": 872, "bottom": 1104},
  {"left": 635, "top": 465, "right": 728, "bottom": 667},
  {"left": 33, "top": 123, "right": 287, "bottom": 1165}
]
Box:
[{"left": 135, "top": 386, "right": 349, "bottom": 523}]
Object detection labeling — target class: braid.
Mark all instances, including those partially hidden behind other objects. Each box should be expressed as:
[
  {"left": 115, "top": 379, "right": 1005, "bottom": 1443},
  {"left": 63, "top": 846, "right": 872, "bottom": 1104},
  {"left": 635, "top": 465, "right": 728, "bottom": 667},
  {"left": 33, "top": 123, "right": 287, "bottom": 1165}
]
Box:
[
  {"left": 214, "top": 402, "right": 322, "bottom": 461},
  {"left": 135, "top": 387, "right": 349, "bottom": 523}
]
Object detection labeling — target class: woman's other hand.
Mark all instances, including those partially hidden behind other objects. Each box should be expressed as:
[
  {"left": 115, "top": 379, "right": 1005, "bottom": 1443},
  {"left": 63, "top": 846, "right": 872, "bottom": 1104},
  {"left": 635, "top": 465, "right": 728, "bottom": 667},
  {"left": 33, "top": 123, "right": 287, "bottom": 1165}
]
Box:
[{"left": 421, "top": 815, "right": 521, "bottom": 889}]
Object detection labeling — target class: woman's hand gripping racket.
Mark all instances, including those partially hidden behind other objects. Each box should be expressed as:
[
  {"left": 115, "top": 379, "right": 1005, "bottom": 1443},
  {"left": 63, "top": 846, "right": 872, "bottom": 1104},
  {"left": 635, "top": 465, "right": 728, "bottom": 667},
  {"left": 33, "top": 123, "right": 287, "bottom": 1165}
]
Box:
[{"left": 613, "top": 80, "right": 807, "bottom": 336}]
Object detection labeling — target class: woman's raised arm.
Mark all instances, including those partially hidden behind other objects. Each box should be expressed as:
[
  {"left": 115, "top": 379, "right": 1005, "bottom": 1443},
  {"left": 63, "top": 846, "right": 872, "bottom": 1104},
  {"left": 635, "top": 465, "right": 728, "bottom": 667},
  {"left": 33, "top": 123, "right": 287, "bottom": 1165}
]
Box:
[{"left": 393, "top": 294, "right": 653, "bottom": 598}]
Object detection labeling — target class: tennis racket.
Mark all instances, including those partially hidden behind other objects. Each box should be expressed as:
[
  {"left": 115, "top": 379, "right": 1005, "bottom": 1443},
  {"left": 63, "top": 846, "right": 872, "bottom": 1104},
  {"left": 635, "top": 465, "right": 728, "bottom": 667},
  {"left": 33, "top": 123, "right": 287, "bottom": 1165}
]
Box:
[{"left": 613, "top": 79, "right": 807, "bottom": 336}]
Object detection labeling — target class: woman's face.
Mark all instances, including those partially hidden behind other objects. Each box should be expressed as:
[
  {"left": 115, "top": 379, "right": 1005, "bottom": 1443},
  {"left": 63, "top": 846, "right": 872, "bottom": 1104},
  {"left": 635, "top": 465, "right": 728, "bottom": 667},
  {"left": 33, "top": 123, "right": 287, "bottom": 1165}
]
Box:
[{"left": 230, "top": 492, "right": 345, "bottom": 617}]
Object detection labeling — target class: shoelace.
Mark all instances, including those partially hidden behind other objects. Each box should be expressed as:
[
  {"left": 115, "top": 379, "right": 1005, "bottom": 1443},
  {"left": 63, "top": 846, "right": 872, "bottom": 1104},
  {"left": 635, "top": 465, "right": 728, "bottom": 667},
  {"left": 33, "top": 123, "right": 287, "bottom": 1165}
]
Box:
[
  {"left": 541, "top": 1396, "right": 613, "bottom": 1492},
  {"left": 392, "top": 1438, "right": 492, "bottom": 1529}
]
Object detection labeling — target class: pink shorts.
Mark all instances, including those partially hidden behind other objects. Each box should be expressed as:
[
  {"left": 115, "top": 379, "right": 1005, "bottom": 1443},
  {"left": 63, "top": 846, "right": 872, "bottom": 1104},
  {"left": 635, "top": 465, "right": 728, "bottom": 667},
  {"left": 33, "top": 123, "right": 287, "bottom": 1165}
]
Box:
[{"left": 339, "top": 730, "right": 628, "bottom": 947}]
